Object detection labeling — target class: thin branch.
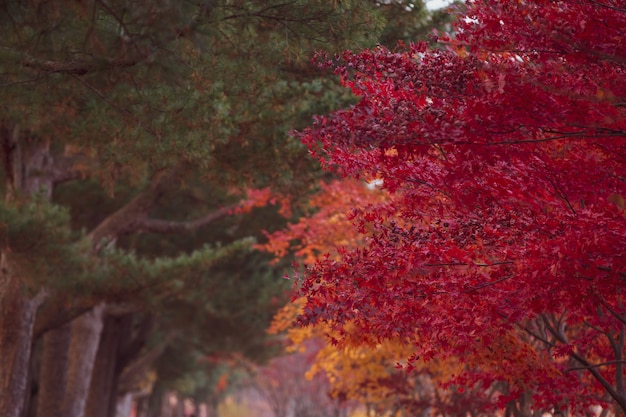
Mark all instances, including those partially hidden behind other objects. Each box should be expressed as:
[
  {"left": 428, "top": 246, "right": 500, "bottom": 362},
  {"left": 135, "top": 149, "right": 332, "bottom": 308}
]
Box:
[
  {"left": 569, "top": 349, "right": 625, "bottom": 409},
  {"left": 541, "top": 313, "right": 568, "bottom": 344},
  {"left": 517, "top": 321, "right": 557, "bottom": 348},
  {"left": 566, "top": 360, "right": 626, "bottom": 372},
  {"left": 423, "top": 261, "right": 514, "bottom": 267},
  {"left": 465, "top": 274, "right": 514, "bottom": 293},
  {"left": 547, "top": 177, "right": 576, "bottom": 215},
  {"left": 0, "top": 72, "right": 53, "bottom": 88},
  {"left": 598, "top": 296, "right": 626, "bottom": 326},
  {"left": 472, "top": 132, "right": 626, "bottom": 146},
  {"left": 588, "top": 1, "right": 626, "bottom": 14},
  {"left": 616, "top": 324, "right": 625, "bottom": 395}
]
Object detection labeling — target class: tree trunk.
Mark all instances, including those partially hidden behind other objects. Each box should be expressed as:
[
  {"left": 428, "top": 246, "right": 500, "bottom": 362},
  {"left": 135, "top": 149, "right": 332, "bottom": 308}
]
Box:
[
  {"left": 36, "top": 323, "right": 71, "bottom": 417},
  {"left": 20, "top": 340, "right": 41, "bottom": 417},
  {"left": 114, "top": 393, "right": 133, "bottom": 417},
  {"left": 0, "top": 123, "right": 71, "bottom": 417},
  {"left": 60, "top": 304, "right": 106, "bottom": 417},
  {"left": 134, "top": 395, "right": 149, "bottom": 417},
  {"left": 86, "top": 314, "right": 134, "bottom": 417},
  {"left": 206, "top": 396, "right": 218, "bottom": 417},
  {"left": 146, "top": 382, "right": 164, "bottom": 417},
  {"left": 0, "top": 257, "right": 47, "bottom": 417}
]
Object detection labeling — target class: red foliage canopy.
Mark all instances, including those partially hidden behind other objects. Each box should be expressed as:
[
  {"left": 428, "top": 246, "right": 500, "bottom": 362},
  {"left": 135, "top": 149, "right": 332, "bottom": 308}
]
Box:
[{"left": 296, "top": 0, "right": 626, "bottom": 412}]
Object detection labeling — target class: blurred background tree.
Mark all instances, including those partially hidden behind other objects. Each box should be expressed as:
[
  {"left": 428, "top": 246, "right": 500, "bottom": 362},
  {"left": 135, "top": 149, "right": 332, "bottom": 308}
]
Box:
[{"left": 0, "top": 1, "right": 458, "bottom": 416}]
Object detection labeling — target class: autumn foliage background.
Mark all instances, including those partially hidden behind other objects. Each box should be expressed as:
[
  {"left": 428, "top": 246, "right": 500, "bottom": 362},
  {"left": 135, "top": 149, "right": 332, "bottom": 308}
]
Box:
[
  {"left": 262, "top": 1, "right": 626, "bottom": 416},
  {"left": 1, "top": 0, "right": 625, "bottom": 416}
]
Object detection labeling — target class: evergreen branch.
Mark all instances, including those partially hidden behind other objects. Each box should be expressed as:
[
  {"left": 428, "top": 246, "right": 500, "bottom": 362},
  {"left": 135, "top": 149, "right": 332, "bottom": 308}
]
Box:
[
  {"left": 22, "top": 55, "right": 139, "bottom": 75},
  {"left": 135, "top": 205, "right": 237, "bottom": 234},
  {"left": 69, "top": 74, "right": 158, "bottom": 138}
]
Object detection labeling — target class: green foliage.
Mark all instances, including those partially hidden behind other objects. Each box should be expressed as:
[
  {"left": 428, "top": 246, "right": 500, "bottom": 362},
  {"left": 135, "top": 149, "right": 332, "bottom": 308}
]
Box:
[
  {"left": 0, "top": 197, "right": 95, "bottom": 290},
  {"left": 0, "top": 0, "right": 389, "bottom": 190},
  {"left": 151, "top": 249, "right": 290, "bottom": 397},
  {"left": 83, "top": 237, "right": 255, "bottom": 302}
]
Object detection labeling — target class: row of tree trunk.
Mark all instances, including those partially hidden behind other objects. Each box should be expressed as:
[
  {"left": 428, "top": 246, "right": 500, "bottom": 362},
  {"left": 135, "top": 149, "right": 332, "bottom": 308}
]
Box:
[{"left": 0, "top": 126, "right": 170, "bottom": 417}]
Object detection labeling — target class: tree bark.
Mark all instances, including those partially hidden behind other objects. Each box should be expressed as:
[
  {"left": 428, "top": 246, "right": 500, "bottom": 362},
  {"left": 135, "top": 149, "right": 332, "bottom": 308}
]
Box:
[
  {"left": 60, "top": 304, "right": 106, "bottom": 417},
  {"left": 0, "top": 123, "right": 81, "bottom": 417},
  {"left": 36, "top": 323, "right": 71, "bottom": 417},
  {"left": 0, "top": 256, "right": 47, "bottom": 417},
  {"left": 20, "top": 343, "right": 40, "bottom": 417},
  {"left": 86, "top": 314, "right": 134, "bottom": 417},
  {"left": 0, "top": 124, "right": 50, "bottom": 415},
  {"left": 146, "top": 381, "right": 164, "bottom": 417}
]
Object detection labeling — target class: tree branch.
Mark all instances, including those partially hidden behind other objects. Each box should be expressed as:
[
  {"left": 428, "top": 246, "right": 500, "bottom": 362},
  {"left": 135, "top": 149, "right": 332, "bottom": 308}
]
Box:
[
  {"left": 87, "top": 169, "right": 179, "bottom": 250},
  {"left": 517, "top": 321, "right": 557, "bottom": 348},
  {"left": 598, "top": 296, "right": 626, "bottom": 326},
  {"left": 87, "top": 168, "right": 244, "bottom": 249},
  {"left": 566, "top": 360, "right": 626, "bottom": 372},
  {"left": 22, "top": 55, "right": 139, "bottom": 76},
  {"left": 135, "top": 204, "right": 237, "bottom": 234}
]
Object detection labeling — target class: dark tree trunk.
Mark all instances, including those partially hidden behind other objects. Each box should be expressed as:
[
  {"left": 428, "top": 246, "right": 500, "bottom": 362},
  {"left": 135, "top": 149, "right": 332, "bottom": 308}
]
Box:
[
  {"left": 145, "top": 383, "right": 166, "bottom": 417},
  {"left": 0, "top": 268, "right": 46, "bottom": 417},
  {"left": 20, "top": 340, "right": 41, "bottom": 417},
  {"left": 36, "top": 323, "right": 71, "bottom": 417},
  {"left": 86, "top": 314, "right": 133, "bottom": 417},
  {"left": 0, "top": 125, "right": 52, "bottom": 417},
  {"left": 138, "top": 395, "right": 151, "bottom": 417}
]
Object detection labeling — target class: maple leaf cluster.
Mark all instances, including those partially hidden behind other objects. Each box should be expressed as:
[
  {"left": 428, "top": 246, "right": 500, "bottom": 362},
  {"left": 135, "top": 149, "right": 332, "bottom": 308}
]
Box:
[
  {"left": 286, "top": 0, "right": 626, "bottom": 413},
  {"left": 263, "top": 180, "right": 496, "bottom": 414}
]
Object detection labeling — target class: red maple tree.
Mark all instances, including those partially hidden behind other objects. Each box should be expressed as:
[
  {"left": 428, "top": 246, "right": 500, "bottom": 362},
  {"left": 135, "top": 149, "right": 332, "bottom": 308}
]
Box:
[{"left": 295, "top": 0, "right": 626, "bottom": 413}]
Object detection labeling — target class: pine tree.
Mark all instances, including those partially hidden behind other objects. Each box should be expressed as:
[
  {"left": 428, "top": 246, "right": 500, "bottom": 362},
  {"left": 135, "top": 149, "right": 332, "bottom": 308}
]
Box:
[{"left": 0, "top": 1, "right": 393, "bottom": 416}]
